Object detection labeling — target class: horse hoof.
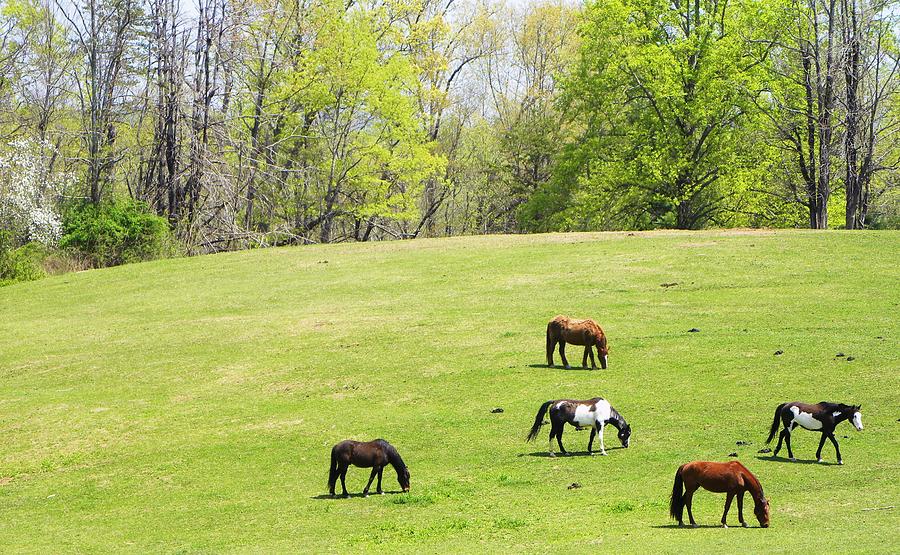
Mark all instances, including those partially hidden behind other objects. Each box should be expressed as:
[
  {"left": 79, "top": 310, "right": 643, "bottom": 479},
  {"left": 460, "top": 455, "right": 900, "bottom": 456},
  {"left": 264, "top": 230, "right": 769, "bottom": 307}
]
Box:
[
  {"left": 722, "top": 524, "right": 728, "bottom": 528},
  {"left": 548, "top": 452, "right": 556, "bottom": 458},
  {"left": 589, "top": 452, "right": 596, "bottom": 456},
  {"left": 364, "top": 493, "right": 369, "bottom": 498},
  {"left": 789, "top": 457, "right": 796, "bottom": 462},
  {"left": 678, "top": 522, "right": 684, "bottom": 527},
  {"left": 742, "top": 522, "right": 748, "bottom": 528},
  {"left": 600, "top": 451, "right": 608, "bottom": 456},
  {"left": 817, "top": 458, "right": 823, "bottom": 463},
  {"left": 379, "top": 492, "right": 384, "bottom": 495},
  {"left": 691, "top": 523, "right": 699, "bottom": 528},
  {"left": 564, "top": 365, "right": 571, "bottom": 369},
  {"left": 838, "top": 460, "right": 844, "bottom": 465}
]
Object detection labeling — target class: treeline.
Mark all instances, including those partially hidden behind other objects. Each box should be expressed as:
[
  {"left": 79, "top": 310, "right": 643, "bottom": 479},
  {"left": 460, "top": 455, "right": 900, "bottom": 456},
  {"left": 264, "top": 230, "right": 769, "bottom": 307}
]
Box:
[{"left": 0, "top": 0, "right": 898, "bottom": 274}]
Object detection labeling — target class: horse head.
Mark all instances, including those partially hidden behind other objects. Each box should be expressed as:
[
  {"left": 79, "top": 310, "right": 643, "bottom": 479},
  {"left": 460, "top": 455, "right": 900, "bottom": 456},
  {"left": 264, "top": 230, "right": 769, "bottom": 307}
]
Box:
[
  {"left": 597, "top": 335, "right": 609, "bottom": 369},
  {"left": 398, "top": 466, "right": 411, "bottom": 492},
  {"left": 850, "top": 405, "right": 863, "bottom": 431},
  {"left": 755, "top": 497, "right": 770, "bottom": 528},
  {"left": 618, "top": 423, "right": 631, "bottom": 448}
]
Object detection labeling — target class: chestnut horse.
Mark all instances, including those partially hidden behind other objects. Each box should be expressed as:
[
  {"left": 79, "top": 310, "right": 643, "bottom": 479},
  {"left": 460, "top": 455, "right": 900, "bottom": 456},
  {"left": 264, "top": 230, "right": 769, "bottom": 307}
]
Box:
[
  {"left": 328, "top": 439, "right": 410, "bottom": 497},
  {"left": 546, "top": 315, "right": 609, "bottom": 369},
  {"left": 670, "top": 461, "right": 770, "bottom": 528}
]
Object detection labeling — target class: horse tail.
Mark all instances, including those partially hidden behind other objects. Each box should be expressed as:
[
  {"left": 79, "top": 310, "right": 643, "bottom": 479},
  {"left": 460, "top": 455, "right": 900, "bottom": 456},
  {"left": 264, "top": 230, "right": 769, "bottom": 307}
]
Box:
[
  {"left": 669, "top": 465, "right": 685, "bottom": 522},
  {"left": 526, "top": 400, "right": 554, "bottom": 442},
  {"left": 766, "top": 403, "right": 786, "bottom": 444},
  {"left": 546, "top": 322, "right": 554, "bottom": 366},
  {"left": 327, "top": 445, "right": 340, "bottom": 492}
]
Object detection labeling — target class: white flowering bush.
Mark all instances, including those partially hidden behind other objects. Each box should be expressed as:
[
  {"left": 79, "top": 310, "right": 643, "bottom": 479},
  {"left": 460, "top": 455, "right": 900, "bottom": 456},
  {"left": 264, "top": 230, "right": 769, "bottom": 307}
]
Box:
[{"left": 0, "top": 138, "right": 72, "bottom": 247}]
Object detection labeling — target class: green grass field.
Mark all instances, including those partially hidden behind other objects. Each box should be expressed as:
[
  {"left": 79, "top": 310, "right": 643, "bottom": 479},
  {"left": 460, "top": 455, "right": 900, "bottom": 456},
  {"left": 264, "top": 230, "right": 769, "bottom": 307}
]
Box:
[{"left": 1, "top": 230, "right": 898, "bottom": 553}]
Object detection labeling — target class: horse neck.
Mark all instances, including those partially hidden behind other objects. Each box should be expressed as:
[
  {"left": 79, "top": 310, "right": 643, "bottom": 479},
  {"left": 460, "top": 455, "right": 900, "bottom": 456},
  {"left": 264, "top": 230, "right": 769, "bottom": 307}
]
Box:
[
  {"left": 606, "top": 408, "right": 626, "bottom": 431},
  {"left": 741, "top": 468, "right": 765, "bottom": 505},
  {"left": 385, "top": 447, "right": 406, "bottom": 473},
  {"left": 834, "top": 410, "right": 853, "bottom": 423}
]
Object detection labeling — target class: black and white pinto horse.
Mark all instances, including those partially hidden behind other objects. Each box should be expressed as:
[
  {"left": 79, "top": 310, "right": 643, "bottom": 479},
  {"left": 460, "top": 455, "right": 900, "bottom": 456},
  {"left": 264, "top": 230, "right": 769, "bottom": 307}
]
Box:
[
  {"left": 766, "top": 402, "right": 863, "bottom": 464},
  {"left": 526, "top": 397, "right": 632, "bottom": 456}
]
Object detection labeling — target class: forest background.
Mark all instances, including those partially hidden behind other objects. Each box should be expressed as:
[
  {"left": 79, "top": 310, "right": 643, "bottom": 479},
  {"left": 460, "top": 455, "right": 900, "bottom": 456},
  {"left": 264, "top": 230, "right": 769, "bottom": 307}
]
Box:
[{"left": 1, "top": 0, "right": 898, "bottom": 283}]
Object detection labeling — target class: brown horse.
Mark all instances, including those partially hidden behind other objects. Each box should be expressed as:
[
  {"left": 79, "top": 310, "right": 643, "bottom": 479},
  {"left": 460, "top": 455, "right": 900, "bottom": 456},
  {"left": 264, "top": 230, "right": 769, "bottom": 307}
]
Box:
[
  {"left": 546, "top": 315, "right": 609, "bottom": 369},
  {"left": 670, "top": 461, "right": 770, "bottom": 528},
  {"left": 328, "top": 439, "right": 410, "bottom": 497}
]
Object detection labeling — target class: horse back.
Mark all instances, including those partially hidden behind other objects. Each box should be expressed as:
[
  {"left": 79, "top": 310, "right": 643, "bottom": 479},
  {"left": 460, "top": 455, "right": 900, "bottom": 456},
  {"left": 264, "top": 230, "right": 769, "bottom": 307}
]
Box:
[
  {"left": 681, "top": 461, "right": 746, "bottom": 492},
  {"left": 550, "top": 316, "right": 602, "bottom": 344}
]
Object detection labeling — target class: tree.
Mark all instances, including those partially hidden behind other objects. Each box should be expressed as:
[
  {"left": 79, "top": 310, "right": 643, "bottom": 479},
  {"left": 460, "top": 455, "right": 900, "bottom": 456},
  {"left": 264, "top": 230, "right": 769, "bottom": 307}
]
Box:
[
  {"left": 546, "top": 0, "right": 779, "bottom": 230},
  {"left": 839, "top": 0, "right": 900, "bottom": 228},
  {"left": 59, "top": 0, "right": 141, "bottom": 204}
]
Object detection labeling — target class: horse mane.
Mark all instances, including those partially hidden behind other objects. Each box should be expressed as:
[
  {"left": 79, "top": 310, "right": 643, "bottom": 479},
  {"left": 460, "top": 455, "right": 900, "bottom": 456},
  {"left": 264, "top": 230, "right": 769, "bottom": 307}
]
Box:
[
  {"left": 740, "top": 464, "right": 765, "bottom": 501},
  {"left": 378, "top": 440, "right": 406, "bottom": 470},
  {"left": 818, "top": 402, "right": 853, "bottom": 412}
]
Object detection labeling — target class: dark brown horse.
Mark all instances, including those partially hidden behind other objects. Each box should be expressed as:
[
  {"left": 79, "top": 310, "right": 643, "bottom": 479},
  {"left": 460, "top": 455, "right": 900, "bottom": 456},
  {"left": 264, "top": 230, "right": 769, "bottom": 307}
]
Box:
[
  {"left": 670, "top": 461, "right": 770, "bottom": 528},
  {"left": 328, "top": 439, "right": 410, "bottom": 497},
  {"left": 766, "top": 402, "right": 863, "bottom": 464},
  {"left": 546, "top": 315, "right": 609, "bottom": 369}
]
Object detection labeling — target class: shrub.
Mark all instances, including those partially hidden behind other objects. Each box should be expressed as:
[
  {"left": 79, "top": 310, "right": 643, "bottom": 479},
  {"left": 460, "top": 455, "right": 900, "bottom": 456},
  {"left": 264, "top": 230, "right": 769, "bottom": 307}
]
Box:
[
  {"left": 0, "top": 138, "right": 70, "bottom": 247},
  {"left": 60, "top": 199, "right": 174, "bottom": 267},
  {"left": 0, "top": 231, "right": 47, "bottom": 286}
]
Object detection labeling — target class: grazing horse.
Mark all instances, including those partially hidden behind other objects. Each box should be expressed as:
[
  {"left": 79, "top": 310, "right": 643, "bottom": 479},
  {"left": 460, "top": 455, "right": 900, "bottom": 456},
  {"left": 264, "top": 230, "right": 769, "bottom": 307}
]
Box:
[
  {"left": 328, "top": 439, "right": 410, "bottom": 497},
  {"left": 526, "top": 397, "right": 631, "bottom": 456},
  {"left": 766, "top": 402, "right": 863, "bottom": 464},
  {"left": 669, "top": 461, "right": 770, "bottom": 528},
  {"left": 546, "top": 315, "right": 609, "bottom": 369}
]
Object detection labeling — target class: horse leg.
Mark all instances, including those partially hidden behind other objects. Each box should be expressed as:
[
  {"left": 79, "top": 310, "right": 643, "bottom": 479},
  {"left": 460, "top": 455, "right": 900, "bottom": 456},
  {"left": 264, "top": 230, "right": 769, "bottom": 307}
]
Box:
[
  {"left": 598, "top": 424, "right": 607, "bottom": 455},
  {"left": 773, "top": 429, "right": 786, "bottom": 457},
  {"left": 816, "top": 432, "right": 828, "bottom": 462},
  {"left": 548, "top": 425, "right": 558, "bottom": 457},
  {"left": 556, "top": 424, "right": 568, "bottom": 455},
  {"left": 785, "top": 426, "right": 796, "bottom": 460},
  {"left": 582, "top": 346, "right": 589, "bottom": 369},
  {"left": 685, "top": 487, "right": 698, "bottom": 527},
  {"left": 340, "top": 464, "right": 349, "bottom": 497},
  {"left": 559, "top": 342, "right": 570, "bottom": 369},
  {"left": 363, "top": 467, "right": 378, "bottom": 496},
  {"left": 738, "top": 491, "right": 747, "bottom": 527},
  {"left": 827, "top": 432, "right": 843, "bottom": 464},
  {"left": 587, "top": 428, "right": 596, "bottom": 455},
  {"left": 547, "top": 338, "right": 556, "bottom": 367},
  {"left": 588, "top": 346, "right": 597, "bottom": 369},
  {"left": 721, "top": 492, "right": 734, "bottom": 528},
  {"left": 377, "top": 467, "right": 384, "bottom": 494}
]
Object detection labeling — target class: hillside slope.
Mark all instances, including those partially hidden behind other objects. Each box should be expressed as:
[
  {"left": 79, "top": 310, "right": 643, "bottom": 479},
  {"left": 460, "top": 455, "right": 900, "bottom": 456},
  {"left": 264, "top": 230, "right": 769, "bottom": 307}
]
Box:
[{"left": 1, "top": 231, "right": 898, "bottom": 553}]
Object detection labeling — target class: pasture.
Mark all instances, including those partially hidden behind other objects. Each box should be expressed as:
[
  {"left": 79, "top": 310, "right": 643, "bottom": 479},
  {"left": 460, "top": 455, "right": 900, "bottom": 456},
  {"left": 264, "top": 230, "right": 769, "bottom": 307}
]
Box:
[{"left": 1, "top": 230, "right": 898, "bottom": 552}]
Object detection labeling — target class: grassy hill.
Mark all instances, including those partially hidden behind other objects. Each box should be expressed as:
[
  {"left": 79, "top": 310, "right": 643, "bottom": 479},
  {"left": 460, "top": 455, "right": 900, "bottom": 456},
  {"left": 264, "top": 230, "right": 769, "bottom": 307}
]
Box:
[{"left": 1, "top": 230, "right": 898, "bottom": 553}]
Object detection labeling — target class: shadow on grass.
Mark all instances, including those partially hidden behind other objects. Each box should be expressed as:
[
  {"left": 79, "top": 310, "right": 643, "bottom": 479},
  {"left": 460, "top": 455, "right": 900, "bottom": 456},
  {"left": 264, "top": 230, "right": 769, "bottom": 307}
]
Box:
[
  {"left": 310, "top": 490, "right": 405, "bottom": 500},
  {"left": 650, "top": 524, "right": 753, "bottom": 529},
  {"left": 754, "top": 455, "right": 841, "bottom": 466},
  {"left": 519, "top": 446, "right": 626, "bottom": 458},
  {"left": 526, "top": 364, "right": 604, "bottom": 371}
]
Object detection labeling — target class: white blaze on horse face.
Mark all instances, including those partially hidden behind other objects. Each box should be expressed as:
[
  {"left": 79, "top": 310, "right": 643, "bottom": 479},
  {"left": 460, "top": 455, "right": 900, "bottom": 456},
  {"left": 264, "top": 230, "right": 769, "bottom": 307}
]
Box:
[
  {"left": 790, "top": 406, "right": 823, "bottom": 430},
  {"left": 852, "top": 412, "right": 863, "bottom": 430}
]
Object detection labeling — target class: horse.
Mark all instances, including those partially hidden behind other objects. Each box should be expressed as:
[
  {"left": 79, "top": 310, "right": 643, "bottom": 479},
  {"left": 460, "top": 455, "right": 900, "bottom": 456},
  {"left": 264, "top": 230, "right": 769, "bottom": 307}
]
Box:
[
  {"left": 327, "top": 439, "right": 410, "bottom": 497},
  {"left": 526, "top": 397, "right": 631, "bottom": 456},
  {"left": 669, "top": 461, "right": 770, "bottom": 528},
  {"left": 765, "top": 402, "right": 863, "bottom": 464},
  {"left": 546, "top": 316, "right": 609, "bottom": 369}
]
